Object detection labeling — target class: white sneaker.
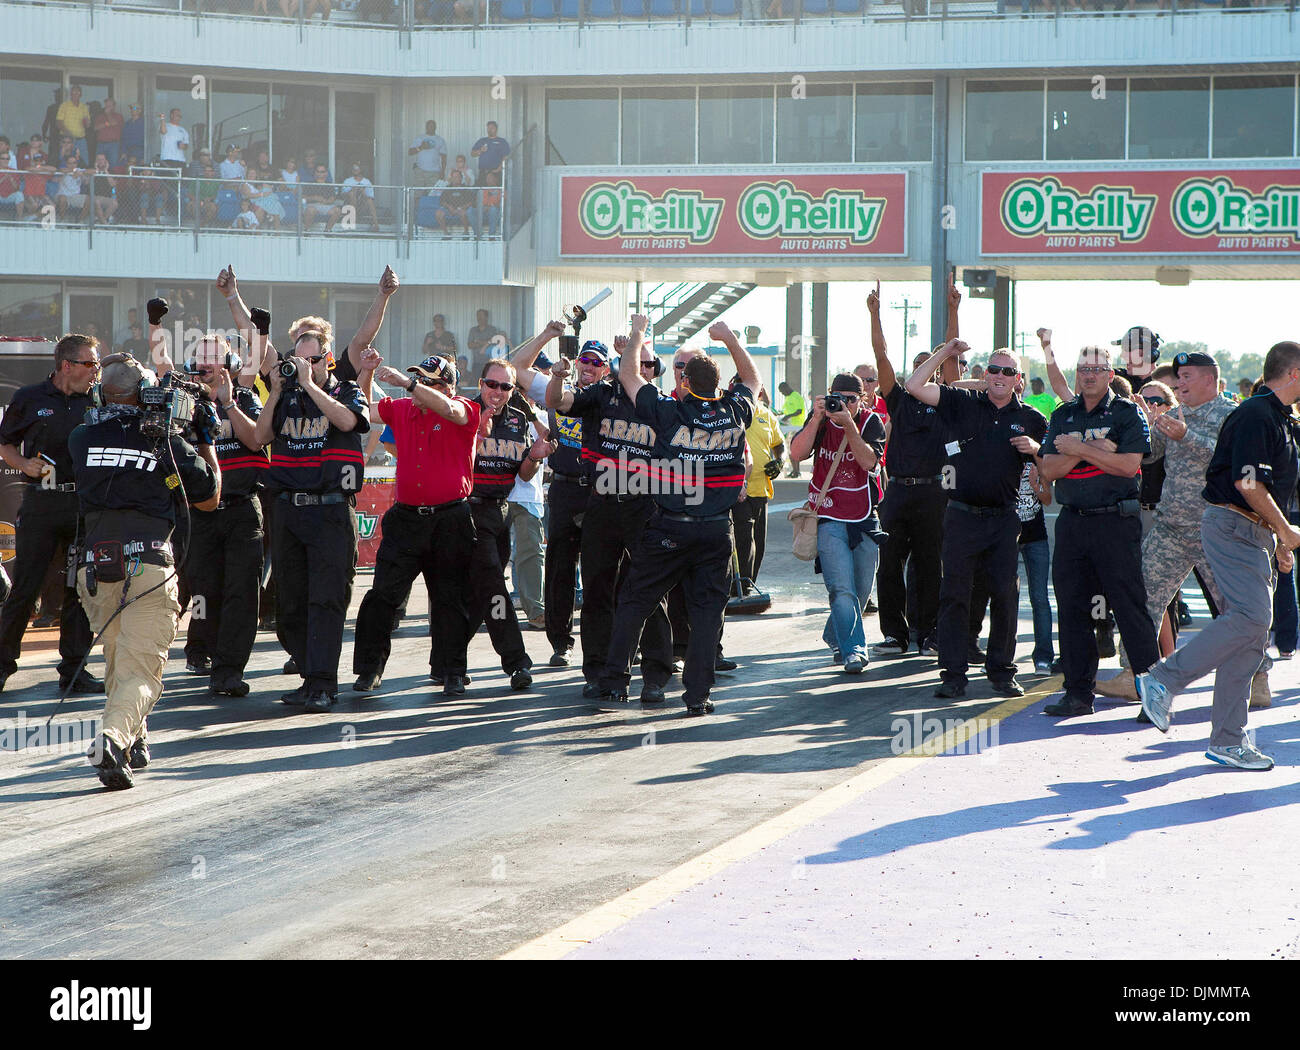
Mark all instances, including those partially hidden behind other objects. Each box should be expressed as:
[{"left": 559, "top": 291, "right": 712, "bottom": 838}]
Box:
[
  {"left": 843, "top": 655, "right": 866, "bottom": 674},
  {"left": 870, "top": 640, "right": 908, "bottom": 658},
  {"left": 1206, "top": 741, "right": 1274, "bottom": 771},
  {"left": 1136, "top": 673, "right": 1173, "bottom": 733}
]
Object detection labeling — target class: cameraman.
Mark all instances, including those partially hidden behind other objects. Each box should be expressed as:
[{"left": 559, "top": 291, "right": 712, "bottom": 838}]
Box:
[
  {"left": 252, "top": 324, "right": 371, "bottom": 713},
  {"left": 69, "top": 353, "right": 219, "bottom": 790}
]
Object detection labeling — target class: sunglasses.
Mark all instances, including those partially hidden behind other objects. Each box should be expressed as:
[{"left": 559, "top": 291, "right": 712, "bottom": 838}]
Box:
[
  {"left": 70, "top": 359, "right": 101, "bottom": 370},
  {"left": 577, "top": 355, "right": 605, "bottom": 366},
  {"left": 673, "top": 362, "right": 688, "bottom": 370},
  {"left": 985, "top": 365, "right": 1019, "bottom": 377},
  {"left": 859, "top": 375, "right": 877, "bottom": 383},
  {"left": 1143, "top": 395, "right": 1168, "bottom": 407},
  {"left": 831, "top": 393, "right": 860, "bottom": 404},
  {"left": 481, "top": 378, "right": 514, "bottom": 392},
  {"left": 639, "top": 359, "right": 657, "bottom": 370},
  {"left": 305, "top": 355, "right": 326, "bottom": 364},
  {"left": 1076, "top": 366, "right": 1109, "bottom": 377}
]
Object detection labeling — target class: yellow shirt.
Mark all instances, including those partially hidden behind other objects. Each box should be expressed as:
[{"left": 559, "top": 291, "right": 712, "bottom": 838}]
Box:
[
  {"left": 57, "top": 101, "right": 91, "bottom": 139},
  {"left": 745, "top": 402, "right": 784, "bottom": 499}
]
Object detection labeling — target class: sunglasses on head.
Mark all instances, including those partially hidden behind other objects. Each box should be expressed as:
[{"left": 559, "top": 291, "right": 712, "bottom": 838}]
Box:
[
  {"left": 577, "top": 355, "right": 605, "bottom": 366},
  {"left": 481, "top": 378, "right": 513, "bottom": 392},
  {"left": 986, "top": 365, "right": 1019, "bottom": 377},
  {"left": 1143, "top": 395, "right": 1168, "bottom": 406}
]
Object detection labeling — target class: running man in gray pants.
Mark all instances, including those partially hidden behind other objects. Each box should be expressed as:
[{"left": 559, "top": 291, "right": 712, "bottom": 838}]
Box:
[{"left": 1137, "top": 342, "right": 1300, "bottom": 771}]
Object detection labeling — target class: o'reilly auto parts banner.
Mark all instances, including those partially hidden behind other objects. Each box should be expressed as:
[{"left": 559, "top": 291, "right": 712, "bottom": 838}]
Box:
[
  {"left": 560, "top": 173, "right": 907, "bottom": 256},
  {"left": 982, "top": 169, "right": 1300, "bottom": 254}
]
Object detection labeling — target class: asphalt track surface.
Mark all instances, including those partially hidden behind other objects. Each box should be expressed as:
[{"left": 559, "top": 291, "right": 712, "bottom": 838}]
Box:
[{"left": 1, "top": 480, "right": 1295, "bottom": 959}]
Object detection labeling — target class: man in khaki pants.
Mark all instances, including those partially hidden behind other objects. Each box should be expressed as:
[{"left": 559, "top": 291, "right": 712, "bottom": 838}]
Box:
[{"left": 68, "top": 350, "right": 220, "bottom": 790}]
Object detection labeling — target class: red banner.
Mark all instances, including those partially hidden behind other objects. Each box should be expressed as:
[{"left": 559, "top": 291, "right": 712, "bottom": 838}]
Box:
[
  {"left": 560, "top": 173, "right": 907, "bottom": 257},
  {"left": 355, "top": 467, "right": 395, "bottom": 569},
  {"left": 982, "top": 169, "right": 1300, "bottom": 255}
]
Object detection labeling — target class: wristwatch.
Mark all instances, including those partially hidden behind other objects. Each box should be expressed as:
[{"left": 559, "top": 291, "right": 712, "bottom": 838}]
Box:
[{"left": 407, "top": 376, "right": 418, "bottom": 393}]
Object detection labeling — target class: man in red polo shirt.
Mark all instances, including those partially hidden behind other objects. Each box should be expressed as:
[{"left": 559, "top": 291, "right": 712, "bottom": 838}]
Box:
[{"left": 352, "top": 352, "right": 480, "bottom": 696}]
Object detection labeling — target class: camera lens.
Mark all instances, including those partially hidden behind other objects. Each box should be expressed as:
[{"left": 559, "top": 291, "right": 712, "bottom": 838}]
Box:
[{"left": 279, "top": 359, "right": 298, "bottom": 380}]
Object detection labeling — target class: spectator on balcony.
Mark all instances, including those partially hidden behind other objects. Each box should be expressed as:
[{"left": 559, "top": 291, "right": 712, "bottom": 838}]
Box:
[
  {"left": 220, "top": 144, "right": 247, "bottom": 184},
  {"left": 158, "top": 109, "right": 189, "bottom": 169},
  {"left": 122, "top": 105, "right": 145, "bottom": 160},
  {"left": 244, "top": 167, "right": 286, "bottom": 229},
  {"left": 193, "top": 160, "right": 220, "bottom": 225},
  {"left": 41, "top": 88, "right": 63, "bottom": 145},
  {"left": 56, "top": 86, "right": 91, "bottom": 164},
  {"left": 17, "top": 137, "right": 55, "bottom": 221},
  {"left": 233, "top": 198, "right": 261, "bottom": 230},
  {"left": 467, "top": 309, "right": 502, "bottom": 367},
  {"left": 93, "top": 99, "right": 124, "bottom": 168},
  {"left": 433, "top": 168, "right": 472, "bottom": 236},
  {"left": 279, "top": 156, "right": 300, "bottom": 184},
  {"left": 121, "top": 322, "right": 150, "bottom": 358},
  {"left": 341, "top": 162, "right": 379, "bottom": 232},
  {"left": 470, "top": 121, "right": 509, "bottom": 177},
  {"left": 468, "top": 167, "right": 502, "bottom": 238},
  {"left": 188, "top": 147, "right": 214, "bottom": 178},
  {"left": 302, "top": 148, "right": 330, "bottom": 182},
  {"left": 56, "top": 135, "right": 83, "bottom": 171},
  {"left": 91, "top": 154, "right": 118, "bottom": 225},
  {"left": 54, "top": 156, "right": 89, "bottom": 222},
  {"left": 409, "top": 119, "right": 446, "bottom": 187},
  {"left": 0, "top": 139, "right": 23, "bottom": 217},
  {"left": 303, "top": 163, "right": 344, "bottom": 231},
  {"left": 422, "top": 314, "right": 458, "bottom": 359},
  {"left": 446, "top": 153, "right": 474, "bottom": 187},
  {"left": 136, "top": 161, "right": 170, "bottom": 225}
]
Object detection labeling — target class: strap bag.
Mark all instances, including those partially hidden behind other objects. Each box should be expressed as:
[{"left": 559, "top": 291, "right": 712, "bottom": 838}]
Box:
[{"left": 787, "top": 433, "right": 849, "bottom": 561}]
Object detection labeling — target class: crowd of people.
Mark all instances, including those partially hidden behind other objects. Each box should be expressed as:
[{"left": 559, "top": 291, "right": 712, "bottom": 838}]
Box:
[{"left": 0, "top": 264, "right": 1295, "bottom": 791}]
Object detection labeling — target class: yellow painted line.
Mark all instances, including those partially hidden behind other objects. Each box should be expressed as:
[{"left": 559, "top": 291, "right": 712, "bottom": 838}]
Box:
[{"left": 502, "top": 678, "right": 1059, "bottom": 959}]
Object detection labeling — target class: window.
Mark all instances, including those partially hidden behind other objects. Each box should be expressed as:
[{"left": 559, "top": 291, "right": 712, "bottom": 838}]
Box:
[
  {"left": 622, "top": 88, "right": 695, "bottom": 165},
  {"left": 335, "top": 91, "right": 376, "bottom": 178},
  {"left": 699, "top": 86, "right": 774, "bottom": 164},
  {"left": 155, "top": 76, "right": 208, "bottom": 160},
  {"left": 777, "top": 83, "right": 852, "bottom": 163},
  {"left": 211, "top": 81, "right": 269, "bottom": 160},
  {"left": 1046, "top": 78, "right": 1125, "bottom": 160},
  {"left": 271, "top": 84, "right": 330, "bottom": 174},
  {"left": 0, "top": 68, "right": 63, "bottom": 146},
  {"left": 1213, "top": 75, "right": 1295, "bottom": 158},
  {"left": 855, "top": 83, "right": 932, "bottom": 162},
  {"left": 965, "top": 81, "right": 1044, "bottom": 161},
  {"left": 546, "top": 89, "right": 618, "bottom": 166},
  {"left": 1128, "top": 77, "right": 1209, "bottom": 160},
  {"left": 0, "top": 281, "right": 61, "bottom": 342},
  {"left": 69, "top": 76, "right": 114, "bottom": 109}
]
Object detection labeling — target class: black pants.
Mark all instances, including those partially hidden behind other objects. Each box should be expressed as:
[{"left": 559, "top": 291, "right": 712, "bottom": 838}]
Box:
[
  {"left": 731, "top": 496, "right": 768, "bottom": 584},
  {"left": 544, "top": 479, "right": 589, "bottom": 654},
  {"left": 668, "top": 579, "right": 727, "bottom": 661},
  {"left": 1053, "top": 508, "right": 1159, "bottom": 701},
  {"left": 579, "top": 494, "right": 672, "bottom": 689},
  {"left": 877, "top": 482, "right": 946, "bottom": 647},
  {"left": 354, "top": 501, "right": 475, "bottom": 679},
  {"left": 0, "top": 489, "right": 90, "bottom": 680},
  {"left": 186, "top": 498, "right": 264, "bottom": 684},
  {"left": 937, "top": 503, "right": 1019, "bottom": 686},
  {"left": 272, "top": 499, "right": 357, "bottom": 696},
  {"left": 601, "top": 515, "right": 733, "bottom": 705},
  {"left": 465, "top": 500, "right": 531, "bottom": 675}
]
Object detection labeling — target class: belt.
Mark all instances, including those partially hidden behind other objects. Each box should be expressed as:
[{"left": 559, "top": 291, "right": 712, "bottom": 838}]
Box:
[
  {"left": 30, "top": 482, "right": 76, "bottom": 493},
  {"left": 468, "top": 495, "right": 505, "bottom": 505},
  {"left": 398, "top": 498, "right": 465, "bottom": 515},
  {"left": 893, "top": 475, "right": 941, "bottom": 486},
  {"left": 210, "top": 494, "right": 252, "bottom": 512},
  {"left": 1064, "top": 504, "right": 1122, "bottom": 517},
  {"left": 593, "top": 491, "right": 646, "bottom": 503},
  {"left": 948, "top": 499, "right": 1012, "bottom": 518},
  {"left": 1140, "top": 503, "right": 1158, "bottom": 512},
  {"left": 1212, "top": 502, "right": 1265, "bottom": 527},
  {"left": 278, "top": 491, "right": 349, "bottom": 506},
  {"left": 551, "top": 472, "right": 591, "bottom": 486},
  {"left": 658, "top": 510, "right": 732, "bottom": 524}
]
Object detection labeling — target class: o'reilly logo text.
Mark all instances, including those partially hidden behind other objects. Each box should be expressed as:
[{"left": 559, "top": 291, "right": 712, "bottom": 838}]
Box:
[{"left": 50, "top": 981, "right": 151, "bottom": 1030}]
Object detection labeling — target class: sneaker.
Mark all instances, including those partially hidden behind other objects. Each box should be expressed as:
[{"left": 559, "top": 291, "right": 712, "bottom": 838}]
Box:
[
  {"left": 830, "top": 647, "right": 842, "bottom": 664},
  {"left": 715, "top": 655, "right": 739, "bottom": 672},
  {"left": 549, "top": 649, "right": 571, "bottom": 668},
  {"left": 871, "top": 639, "right": 909, "bottom": 658},
  {"left": 1033, "top": 661, "right": 1053, "bottom": 675},
  {"left": 87, "top": 734, "right": 134, "bottom": 790},
  {"left": 1206, "top": 741, "right": 1274, "bottom": 771},
  {"left": 672, "top": 658, "right": 685, "bottom": 674},
  {"left": 934, "top": 680, "right": 967, "bottom": 699},
  {"left": 843, "top": 655, "right": 867, "bottom": 674},
  {"left": 1043, "top": 695, "right": 1094, "bottom": 717},
  {"left": 211, "top": 678, "right": 251, "bottom": 698},
  {"left": 640, "top": 685, "right": 666, "bottom": 704},
  {"left": 303, "top": 690, "right": 336, "bottom": 713},
  {"left": 989, "top": 677, "right": 1024, "bottom": 697},
  {"left": 127, "top": 737, "right": 150, "bottom": 770},
  {"left": 442, "top": 675, "right": 467, "bottom": 697},
  {"left": 582, "top": 682, "right": 603, "bottom": 699},
  {"left": 353, "top": 672, "right": 383, "bottom": 693},
  {"left": 59, "top": 671, "right": 105, "bottom": 695},
  {"left": 510, "top": 668, "right": 533, "bottom": 691},
  {"left": 279, "top": 684, "right": 309, "bottom": 707},
  {"left": 593, "top": 690, "right": 630, "bottom": 710},
  {"left": 1095, "top": 668, "right": 1137, "bottom": 700},
  {"left": 684, "top": 699, "right": 715, "bottom": 716},
  {"left": 863, "top": 597, "right": 877, "bottom": 614},
  {"left": 918, "top": 637, "right": 938, "bottom": 657},
  {"left": 1136, "top": 673, "right": 1172, "bottom": 733},
  {"left": 186, "top": 655, "right": 212, "bottom": 675}
]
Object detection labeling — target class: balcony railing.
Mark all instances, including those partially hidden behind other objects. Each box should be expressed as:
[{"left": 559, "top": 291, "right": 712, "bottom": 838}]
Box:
[
  {"left": 4, "top": 0, "right": 1295, "bottom": 32},
  {"left": 0, "top": 169, "right": 507, "bottom": 250}
]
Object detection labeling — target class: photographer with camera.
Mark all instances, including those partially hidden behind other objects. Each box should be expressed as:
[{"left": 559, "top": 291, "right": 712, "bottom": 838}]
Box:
[
  {"left": 0, "top": 333, "right": 101, "bottom": 696},
  {"left": 151, "top": 297, "right": 269, "bottom": 697},
  {"left": 69, "top": 352, "right": 220, "bottom": 790},
  {"left": 251, "top": 319, "right": 372, "bottom": 713}
]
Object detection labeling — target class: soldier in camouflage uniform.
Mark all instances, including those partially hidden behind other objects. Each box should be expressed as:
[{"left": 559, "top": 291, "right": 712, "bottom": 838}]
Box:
[{"left": 1100, "top": 352, "right": 1270, "bottom": 706}]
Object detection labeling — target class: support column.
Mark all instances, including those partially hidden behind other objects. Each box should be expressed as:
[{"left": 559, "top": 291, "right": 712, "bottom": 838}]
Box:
[
  {"left": 811, "top": 281, "right": 828, "bottom": 395},
  {"left": 784, "top": 282, "right": 803, "bottom": 389},
  {"left": 929, "top": 74, "right": 950, "bottom": 351},
  {"left": 993, "top": 276, "right": 1014, "bottom": 352}
]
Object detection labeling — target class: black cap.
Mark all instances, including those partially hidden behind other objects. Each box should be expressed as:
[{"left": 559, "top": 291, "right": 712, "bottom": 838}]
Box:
[
  {"left": 408, "top": 354, "right": 458, "bottom": 388},
  {"left": 1172, "top": 350, "right": 1218, "bottom": 376}
]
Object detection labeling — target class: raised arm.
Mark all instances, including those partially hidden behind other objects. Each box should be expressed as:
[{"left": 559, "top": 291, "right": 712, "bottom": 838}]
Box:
[
  {"left": 510, "top": 318, "right": 566, "bottom": 396},
  {"left": 937, "top": 273, "right": 962, "bottom": 385},
  {"left": 210, "top": 368, "right": 262, "bottom": 452},
  {"left": 867, "top": 281, "right": 896, "bottom": 397},
  {"left": 146, "top": 297, "right": 174, "bottom": 375},
  {"left": 905, "top": 339, "right": 965, "bottom": 407},
  {"left": 372, "top": 364, "right": 470, "bottom": 426},
  {"left": 1037, "top": 328, "right": 1073, "bottom": 403},
  {"left": 617, "top": 314, "right": 651, "bottom": 402},
  {"left": 706, "top": 320, "right": 760, "bottom": 394},
  {"left": 345, "top": 266, "right": 399, "bottom": 375}
]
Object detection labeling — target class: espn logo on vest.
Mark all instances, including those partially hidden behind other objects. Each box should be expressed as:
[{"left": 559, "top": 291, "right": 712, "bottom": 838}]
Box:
[{"left": 85, "top": 447, "right": 158, "bottom": 471}]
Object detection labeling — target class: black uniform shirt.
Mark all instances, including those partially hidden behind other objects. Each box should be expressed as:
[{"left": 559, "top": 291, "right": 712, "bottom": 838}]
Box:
[
  {"left": 1042, "top": 389, "right": 1149, "bottom": 509},
  {"left": 882, "top": 382, "right": 950, "bottom": 478},
  {"left": 935, "top": 386, "right": 1048, "bottom": 508},
  {"left": 472, "top": 396, "right": 531, "bottom": 499},
  {"left": 68, "top": 413, "right": 216, "bottom": 556},
  {"left": 636, "top": 383, "right": 754, "bottom": 517},
  {"left": 0, "top": 376, "right": 93, "bottom": 489},
  {"left": 266, "top": 376, "right": 369, "bottom": 495},
  {"left": 210, "top": 386, "right": 267, "bottom": 500},
  {"left": 1203, "top": 386, "right": 1300, "bottom": 515},
  {"left": 569, "top": 379, "right": 657, "bottom": 494}
]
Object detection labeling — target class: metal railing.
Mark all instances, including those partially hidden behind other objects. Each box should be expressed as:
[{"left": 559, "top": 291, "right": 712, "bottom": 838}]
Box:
[{"left": 0, "top": 167, "right": 508, "bottom": 250}]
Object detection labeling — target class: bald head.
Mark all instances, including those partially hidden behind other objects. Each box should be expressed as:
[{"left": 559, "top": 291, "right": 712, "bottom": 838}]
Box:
[{"left": 99, "top": 354, "right": 156, "bottom": 405}]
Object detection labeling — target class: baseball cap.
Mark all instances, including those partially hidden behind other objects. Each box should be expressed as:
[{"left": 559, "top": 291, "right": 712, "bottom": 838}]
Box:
[
  {"left": 534, "top": 351, "right": 554, "bottom": 370},
  {"left": 579, "top": 340, "right": 610, "bottom": 362},
  {"left": 408, "top": 354, "right": 458, "bottom": 388},
  {"left": 1172, "top": 350, "right": 1218, "bottom": 376},
  {"left": 1113, "top": 326, "right": 1161, "bottom": 359}
]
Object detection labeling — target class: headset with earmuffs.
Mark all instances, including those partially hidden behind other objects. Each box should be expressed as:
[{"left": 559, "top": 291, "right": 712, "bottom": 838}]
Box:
[
  {"left": 89, "top": 352, "right": 157, "bottom": 408},
  {"left": 183, "top": 347, "right": 243, "bottom": 376}
]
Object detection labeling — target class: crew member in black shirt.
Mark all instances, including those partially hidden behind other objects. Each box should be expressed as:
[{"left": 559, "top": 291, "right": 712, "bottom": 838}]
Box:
[
  {"left": 906, "top": 339, "right": 1047, "bottom": 699},
  {"left": 868, "top": 277, "right": 961, "bottom": 656},
  {"left": 1137, "top": 342, "right": 1300, "bottom": 771},
  {"left": 0, "top": 333, "right": 100, "bottom": 695},
  {"left": 597, "top": 318, "right": 758, "bottom": 715},
  {"left": 1038, "top": 345, "right": 1157, "bottom": 718},
  {"left": 69, "top": 353, "right": 219, "bottom": 789},
  {"left": 252, "top": 324, "right": 371, "bottom": 712}
]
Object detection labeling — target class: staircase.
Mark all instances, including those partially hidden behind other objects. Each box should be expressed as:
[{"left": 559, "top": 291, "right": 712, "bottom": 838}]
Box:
[{"left": 647, "top": 281, "right": 757, "bottom": 346}]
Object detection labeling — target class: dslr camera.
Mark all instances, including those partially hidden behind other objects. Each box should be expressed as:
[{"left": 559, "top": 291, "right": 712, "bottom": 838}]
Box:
[{"left": 824, "top": 393, "right": 844, "bottom": 414}]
